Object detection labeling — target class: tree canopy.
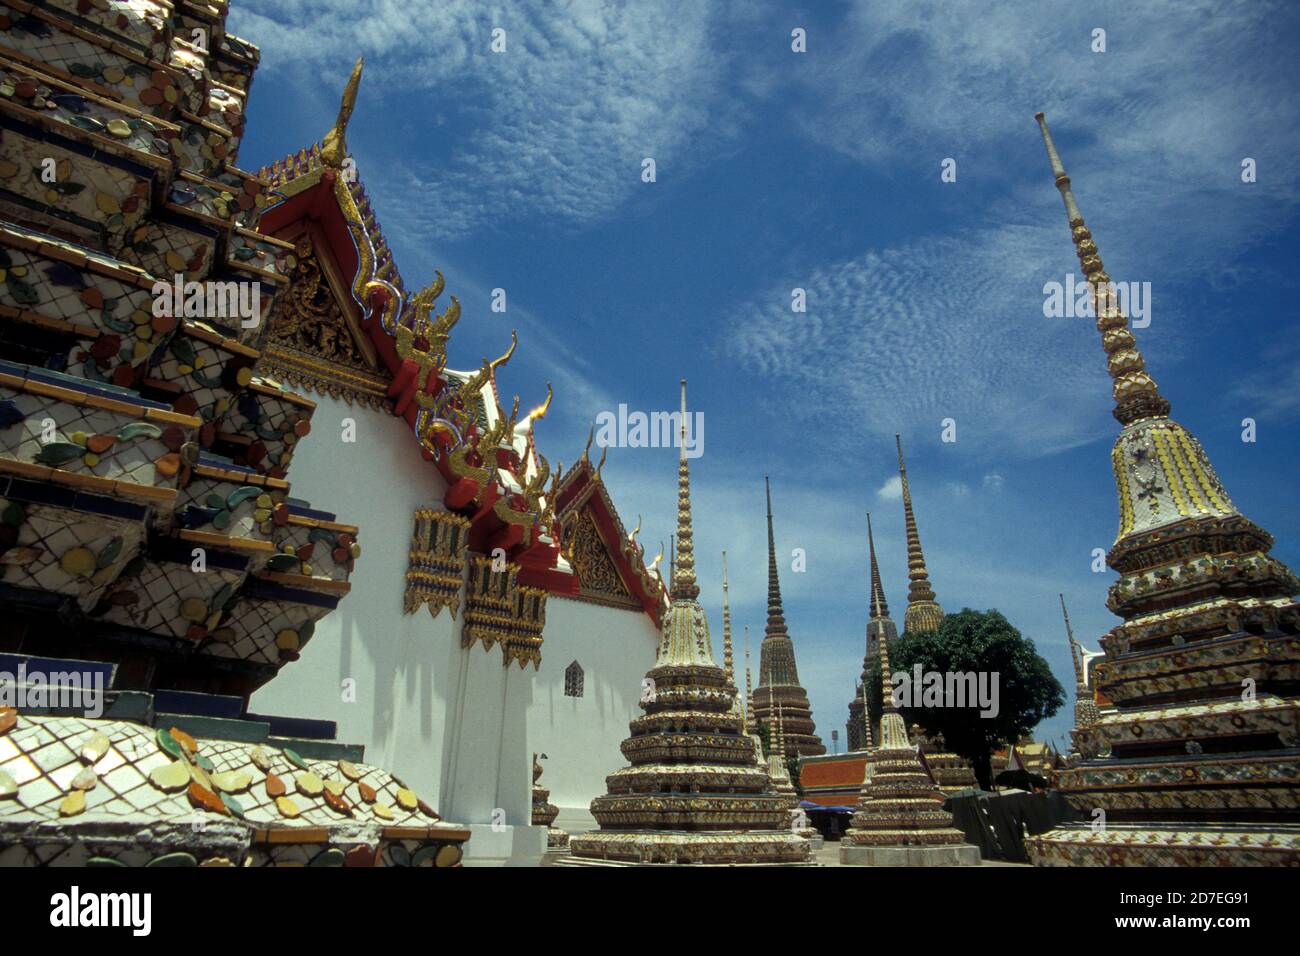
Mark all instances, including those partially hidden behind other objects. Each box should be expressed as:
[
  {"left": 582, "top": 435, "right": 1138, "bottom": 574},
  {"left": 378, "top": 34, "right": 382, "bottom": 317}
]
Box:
[{"left": 863, "top": 608, "right": 1064, "bottom": 790}]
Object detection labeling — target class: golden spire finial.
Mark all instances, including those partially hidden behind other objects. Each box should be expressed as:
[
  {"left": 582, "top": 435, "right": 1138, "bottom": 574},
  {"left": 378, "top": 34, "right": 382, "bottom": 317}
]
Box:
[
  {"left": 628, "top": 514, "right": 642, "bottom": 546},
  {"left": 670, "top": 379, "right": 699, "bottom": 600},
  {"left": 321, "top": 56, "right": 364, "bottom": 168},
  {"left": 896, "top": 435, "right": 943, "bottom": 636},
  {"left": 580, "top": 425, "right": 594, "bottom": 464},
  {"left": 1034, "top": 113, "right": 1170, "bottom": 425}
]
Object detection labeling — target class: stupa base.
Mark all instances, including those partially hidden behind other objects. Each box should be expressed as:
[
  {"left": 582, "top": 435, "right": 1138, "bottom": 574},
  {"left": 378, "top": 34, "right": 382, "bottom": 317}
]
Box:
[
  {"left": 1027, "top": 823, "right": 1300, "bottom": 867},
  {"left": 560, "top": 830, "right": 816, "bottom": 866},
  {"left": 839, "top": 840, "right": 981, "bottom": 867}
]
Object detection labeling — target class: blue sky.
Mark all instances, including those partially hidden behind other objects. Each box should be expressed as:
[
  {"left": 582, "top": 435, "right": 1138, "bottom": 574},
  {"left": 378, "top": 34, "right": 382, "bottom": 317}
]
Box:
[{"left": 230, "top": 0, "right": 1300, "bottom": 752}]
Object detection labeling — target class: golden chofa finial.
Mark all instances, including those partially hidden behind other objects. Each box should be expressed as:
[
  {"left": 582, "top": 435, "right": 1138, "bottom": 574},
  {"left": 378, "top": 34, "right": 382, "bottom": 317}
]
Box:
[
  {"left": 488, "top": 330, "right": 518, "bottom": 376},
  {"left": 321, "top": 56, "right": 364, "bottom": 168},
  {"left": 580, "top": 424, "right": 595, "bottom": 463},
  {"left": 525, "top": 382, "right": 553, "bottom": 425},
  {"left": 1034, "top": 112, "right": 1170, "bottom": 425}
]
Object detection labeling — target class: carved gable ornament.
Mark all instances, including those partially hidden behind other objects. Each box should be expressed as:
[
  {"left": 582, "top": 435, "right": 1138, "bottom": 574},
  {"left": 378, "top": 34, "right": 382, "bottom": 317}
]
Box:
[{"left": 258, "top": 233, "right": 392, "bottom": 408}]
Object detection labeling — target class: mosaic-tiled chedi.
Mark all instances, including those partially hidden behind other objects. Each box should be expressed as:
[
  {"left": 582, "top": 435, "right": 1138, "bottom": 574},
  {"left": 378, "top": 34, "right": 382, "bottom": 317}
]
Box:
[
  {"left": 841, "top": 636, "right": 971, "bottom": 856},
  {"left": 0, "top": 0, "right": 465, "bottom": 865},
  {"left": 564, "top": 383, "right": 811, "bottom": 866},
  {"left": 1026, "top": 114, "right": 1300, "bottom": 867},
  {"left": 750, "top": 477, "right": 824, "bottom": 757}
]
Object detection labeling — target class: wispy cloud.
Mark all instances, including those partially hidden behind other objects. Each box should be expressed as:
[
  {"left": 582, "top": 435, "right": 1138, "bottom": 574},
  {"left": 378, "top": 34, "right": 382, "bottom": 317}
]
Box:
[
  {"left": 231, "top": 0, "right": 739, "bottom": 234},
  {"left": 721, "top": 224, "right": 1112, "bottom": 458}
]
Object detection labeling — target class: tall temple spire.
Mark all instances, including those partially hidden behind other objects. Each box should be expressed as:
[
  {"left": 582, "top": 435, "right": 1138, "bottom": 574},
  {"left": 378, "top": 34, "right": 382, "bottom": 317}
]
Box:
[
  {"left": 1035, "top": 113, "right": 1170, "bottom": 426},
  {"left": 569, "top": 381, "right": 812, "bottom": 864},
  {"left": 654, "top": 381, "right": 712, "bottom": 667},
  {"left": 754, "top": 478, "right": 825, "bottom": 755},
  {"left": 721, "top": 550, "right": 734, "bottom": 685},
  {"left": 1060, "top": 593, "right": 1099, "bottom": 740},
  {"left": 744, "top": 626, "right": 753, "bottom": 733},
  {"left": 896, "top": 435, "right": 943, "bottom": 636},
  {"left": 671, "top": 380, "right": 696, "bottom": 598},
  {"left": 867, "top": 512, "right": 888, "bottom": 620},
  {"left": 860, "top": 681, "right": 873, "bottom": 750},
  {"left": 775, "top": 699, "right": 786, "bottom": 762},
  {"left": 764, "top": 476, "right": 789, "bottom": 645},
  {"left": 848, "top": 511, "right": 899, "bottom": 751},
  {"left": 1023, "top": 114, "right": 1300, "bottom": 867}
]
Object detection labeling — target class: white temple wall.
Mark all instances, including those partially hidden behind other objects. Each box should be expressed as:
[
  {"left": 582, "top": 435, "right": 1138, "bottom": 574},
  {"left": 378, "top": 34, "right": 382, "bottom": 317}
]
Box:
[
  {"left": 528, "top": 596, "right": 659, "bottom": 831},
  {"left": 250, "top": 393, "right": 461, "bottom": 810}
]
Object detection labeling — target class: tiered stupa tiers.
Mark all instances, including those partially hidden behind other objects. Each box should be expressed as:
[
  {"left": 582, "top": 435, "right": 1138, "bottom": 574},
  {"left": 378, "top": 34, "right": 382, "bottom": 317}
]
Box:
[
  {"left": 565, "top": 383, "right": 811, "bottom": 866},
  {"left": 847, "top": 513, "right": 897, "bottom": 751},
  {"left": 841, "top": 632, "right": 975, "bottom": 863},
  {"left": 0, "top": 4, "right": 465, "bottom": 865},
  {"left": 896, "top": 436, "right": 943, "bottom": 637},
  {"left": 1026, "top": 114, "right": 1300, "bottom": 866},
  {"left": 750, "top": 477, "right": 824, "bottom": 756}
]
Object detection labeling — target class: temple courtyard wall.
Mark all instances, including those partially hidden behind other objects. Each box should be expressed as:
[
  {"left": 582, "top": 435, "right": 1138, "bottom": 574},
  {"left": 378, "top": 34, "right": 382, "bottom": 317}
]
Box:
[
  {"left": 250, "top": 392, "right": 658, "bottom": 859},
  {"left": 526, "top": 595, "right": 659, "bottom": 833}
]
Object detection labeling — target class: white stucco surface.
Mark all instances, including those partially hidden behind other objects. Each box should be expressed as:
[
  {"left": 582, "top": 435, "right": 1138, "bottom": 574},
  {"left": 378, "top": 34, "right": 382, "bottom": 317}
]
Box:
[
  {"left": 527, "top": 595, "right": 659, "bottom": 823},
  {"left": 250, "top": 394, "right": 462, "bottom": 807}
]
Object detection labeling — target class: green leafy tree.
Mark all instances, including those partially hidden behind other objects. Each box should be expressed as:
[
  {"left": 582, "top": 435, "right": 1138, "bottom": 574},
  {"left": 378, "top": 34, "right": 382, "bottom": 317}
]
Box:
[{"left": 862, "top": 609, "right": 1064, "bottom": 791}]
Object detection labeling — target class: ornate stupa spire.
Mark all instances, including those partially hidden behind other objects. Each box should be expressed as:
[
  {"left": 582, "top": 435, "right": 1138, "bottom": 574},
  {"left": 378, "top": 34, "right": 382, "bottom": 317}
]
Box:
[
  {"left": 567, "top": 383, "right": 811, "bottom": 866},
  {"left": 744, "top": 626, "right": 753, "bottom": 733},
  {"left": 896, "top": 436, "right": 943, "bottom": 636},
  {"left": 670, "top": 381, "right": 698, "bottom": 601},
  {"left": 1035, "top": 113, "right": 1171, "bottom": 426},
  {"left": 1059, "top": 594, "right": 1099, "bottom": 747},
  {"left": 320, "top": 56, "right": 364, "bottom": 168},
  {"left": 848, "top": 512, "right": 900, "bottom": 750},
  {"left": 860, "top": 681, "right": 873, "bottom": 750},
  {"left": 763, "top": 477, "right": 789, "bottom": 648},
  {"left": 753, "top": 477, "right": 825, "bottom": 756},
  {"left": 1024, "top": 115, "right": 1300, "bottom": 868},
  {"left": 721, "top": 551, "right": 735, "bottom": 686}
]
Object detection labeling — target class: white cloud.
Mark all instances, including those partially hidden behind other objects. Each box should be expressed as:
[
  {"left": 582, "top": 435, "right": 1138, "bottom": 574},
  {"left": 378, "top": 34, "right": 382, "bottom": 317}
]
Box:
[
  {"left": 876, "top": 475, "right": 902, "bottom": 500},
  {"left": 983, "top": 472, "right": 1005, "bottom": 491}
]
